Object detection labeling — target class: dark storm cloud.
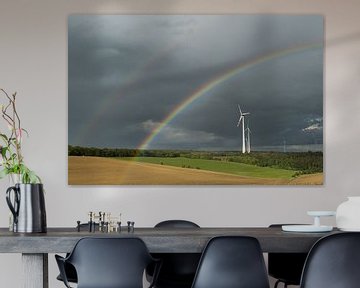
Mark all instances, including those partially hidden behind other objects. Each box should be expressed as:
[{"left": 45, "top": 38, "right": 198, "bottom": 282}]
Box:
[{"left": 68, "top": 15, "right": 323, "bottom": 150}]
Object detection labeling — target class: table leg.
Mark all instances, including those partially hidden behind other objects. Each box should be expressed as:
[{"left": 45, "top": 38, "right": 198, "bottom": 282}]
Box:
[{"left": 22, "top": 253, "right": 48, "bottom": 288}]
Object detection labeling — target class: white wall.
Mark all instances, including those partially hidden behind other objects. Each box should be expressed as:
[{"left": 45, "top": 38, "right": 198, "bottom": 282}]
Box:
[{"left": 0, "top": 0, "right": 360, "bottom": 287}]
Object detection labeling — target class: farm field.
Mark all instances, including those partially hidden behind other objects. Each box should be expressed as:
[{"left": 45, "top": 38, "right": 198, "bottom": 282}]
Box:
[
  {"left": 69, "top": 156, "right": 323, "bottom": 185},
  {"left": 288, "top": 173, "right": 323, "bottom": 185},
  {"left": 121, "top": 157, "right": 295, "bottom": 179}
]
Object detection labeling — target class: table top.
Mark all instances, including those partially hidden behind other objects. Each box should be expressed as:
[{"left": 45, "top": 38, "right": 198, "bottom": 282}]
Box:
[{"left": 0, "top": 227, "right": 340, "bottom": 254}]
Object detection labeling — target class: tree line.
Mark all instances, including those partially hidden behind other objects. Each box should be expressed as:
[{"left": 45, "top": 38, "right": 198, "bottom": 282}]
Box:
[
  {"left": 68, "top": 145, "right": 322, "bottom": 174},
  {"left": 68, "top": 145, "right": 180, "bottom": 158},
  {"left": 224, "top": 152, "right": 323, "bottom": 174}
]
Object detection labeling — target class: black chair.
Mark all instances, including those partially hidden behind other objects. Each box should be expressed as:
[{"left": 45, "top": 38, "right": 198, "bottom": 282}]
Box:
[
  {"left": 55, "top": 237, "right": 160, "bottom": 288},
  {"left": 268, "top": 224, "right": 308, "bottom": 288},
  {"left": 300, "top": 232, "right": 360, "bottom": 288},
  {"left": 191, "top": 236, "right": 270, "bottom": 288},
  {"left": 56, "top": 262, "right": 77, "bottom": 284},
  {"left": 56, "top": 223, "right": 99, "bottom": 284},
  {"left": 147, "top": 220, "right": 201, "bottom": 288}
]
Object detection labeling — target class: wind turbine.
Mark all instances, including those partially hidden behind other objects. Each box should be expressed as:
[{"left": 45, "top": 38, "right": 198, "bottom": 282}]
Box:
[
  {"left": 245, "top": 121, "right": 251, "bottom": 153},
  {"left": 237, "top": 105, "right": 250, "bottom": 154},
  {"left": 283, "top": 138, "right": 287, "bottom": 153}
]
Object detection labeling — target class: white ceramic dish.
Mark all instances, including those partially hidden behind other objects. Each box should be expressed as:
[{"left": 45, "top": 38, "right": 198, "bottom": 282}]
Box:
[
  {"left": 282, "top": 225, "right": 333, "bottom": 233},
  {"left": 307, "top": 211, "right": 336, "bottom": 217}
]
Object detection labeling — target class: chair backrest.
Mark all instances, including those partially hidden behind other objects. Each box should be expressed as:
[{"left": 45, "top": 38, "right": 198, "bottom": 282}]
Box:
[
  {"left": 191, "top": 236, "right": 270, "bottom": 288},
  {"left": 155, "top": 220, "right": 200, "bottom": 228},
  {"left": 66, "top": 237, "right": 154, "bottom": 288},
  {"left": 300, "top": 232, "right": 360, "bottom": 288},
  {"left": 150, "top": 220, "right": 201, "bottom": 287}
]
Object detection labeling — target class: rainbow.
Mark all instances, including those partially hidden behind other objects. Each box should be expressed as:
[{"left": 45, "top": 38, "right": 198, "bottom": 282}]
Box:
[{"left": 138, "top": 42, "right": 322, "bottom": 150}]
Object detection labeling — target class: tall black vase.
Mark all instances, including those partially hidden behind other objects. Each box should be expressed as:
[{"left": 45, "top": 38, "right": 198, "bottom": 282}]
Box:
[{"left": 6, "top": 183, "right": 47, "bottom": 233}]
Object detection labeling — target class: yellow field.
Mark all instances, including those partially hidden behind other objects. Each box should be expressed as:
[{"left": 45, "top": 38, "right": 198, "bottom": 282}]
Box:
[
  {"left": 288, "top": 173, "right": 323, "bottom": 185},
  {"left": 68, "top": 156, "right": 323, "bottom": 185}
]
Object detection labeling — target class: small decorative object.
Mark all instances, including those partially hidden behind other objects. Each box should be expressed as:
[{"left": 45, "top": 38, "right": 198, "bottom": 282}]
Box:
[
  {"left": 85, "top": 211, "right": 121, "bottom": 232},
  {"left": 336, "top": 197, "right": 360, "bottom": 231},
  {"left": 77, "top": 220, "right": 81, "bottom": 232},
  {"left": 127, "top": 221, "right": 135, "bottom": 233},
  {"left": 0, "top": 88, "right": 46, "bottom": 233},
  {"left": 282, "top": 211, "right": 335, "bottom": 232}
]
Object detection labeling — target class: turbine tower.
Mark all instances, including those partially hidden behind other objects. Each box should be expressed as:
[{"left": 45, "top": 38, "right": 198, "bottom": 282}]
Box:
[
  {"left": 237, "top": 105, "right": 250, "bottom": 153},
  {"left": 283, "top": 138, "right": 287, "bottom": 153},
  {"left": 245, "top": 121, "right": 251, "bottom": 153}
]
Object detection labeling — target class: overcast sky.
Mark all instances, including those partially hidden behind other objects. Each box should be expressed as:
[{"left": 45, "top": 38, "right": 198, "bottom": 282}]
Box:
[{"left": 68, "top": 15, "right": 323, "bottom": 151}]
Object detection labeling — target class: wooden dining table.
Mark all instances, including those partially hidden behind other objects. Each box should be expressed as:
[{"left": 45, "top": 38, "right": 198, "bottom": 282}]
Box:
[{"left": 0, "top": 226, "right": 339, "bottom": 288}]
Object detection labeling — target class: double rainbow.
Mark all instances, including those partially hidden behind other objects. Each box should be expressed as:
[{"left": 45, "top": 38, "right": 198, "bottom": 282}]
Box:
[{"left": 138, "top": 42, "right": 322, "bottom": 150}]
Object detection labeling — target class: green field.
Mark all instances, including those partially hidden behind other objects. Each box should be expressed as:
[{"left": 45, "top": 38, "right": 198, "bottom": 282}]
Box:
[{"left": 119, "top": 157, "right": 295, "bottom": 179}]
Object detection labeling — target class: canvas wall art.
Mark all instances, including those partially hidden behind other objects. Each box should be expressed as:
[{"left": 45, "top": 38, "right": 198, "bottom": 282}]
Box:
[{"left": 68, "top": 14, "right": 323, "bottom": 185}]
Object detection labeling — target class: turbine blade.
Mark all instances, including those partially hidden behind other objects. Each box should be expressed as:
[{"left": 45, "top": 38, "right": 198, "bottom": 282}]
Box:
[
  {"left": 238, "top": 104, "right": 243, "bottom": 116},
  {"left": 237, "top": 116, "right": 243, "bottom": 127}
]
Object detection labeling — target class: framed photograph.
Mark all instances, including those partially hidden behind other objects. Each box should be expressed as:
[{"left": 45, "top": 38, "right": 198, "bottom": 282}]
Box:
[{"left": 68, "top": 14, "right": 323, "bottom": 185}]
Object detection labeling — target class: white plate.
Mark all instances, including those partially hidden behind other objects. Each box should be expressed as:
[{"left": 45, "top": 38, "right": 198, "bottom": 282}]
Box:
[
  {"left": 307, "top": 211, "right": 336, "bottom": 217},
  {"left": 282, "top": 225, "right": 333, "bottom": 232}
]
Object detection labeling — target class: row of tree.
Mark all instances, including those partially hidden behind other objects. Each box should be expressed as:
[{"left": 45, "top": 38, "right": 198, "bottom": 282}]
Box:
[
  {"left": 68, "top": 145, "right": 181, "bottom": 158},
  {"left": 68, "top": 145, "right": 323, "bottom": 174},
  {"left": 225, "top": 152, "right": 323, "bottom": 174}
]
